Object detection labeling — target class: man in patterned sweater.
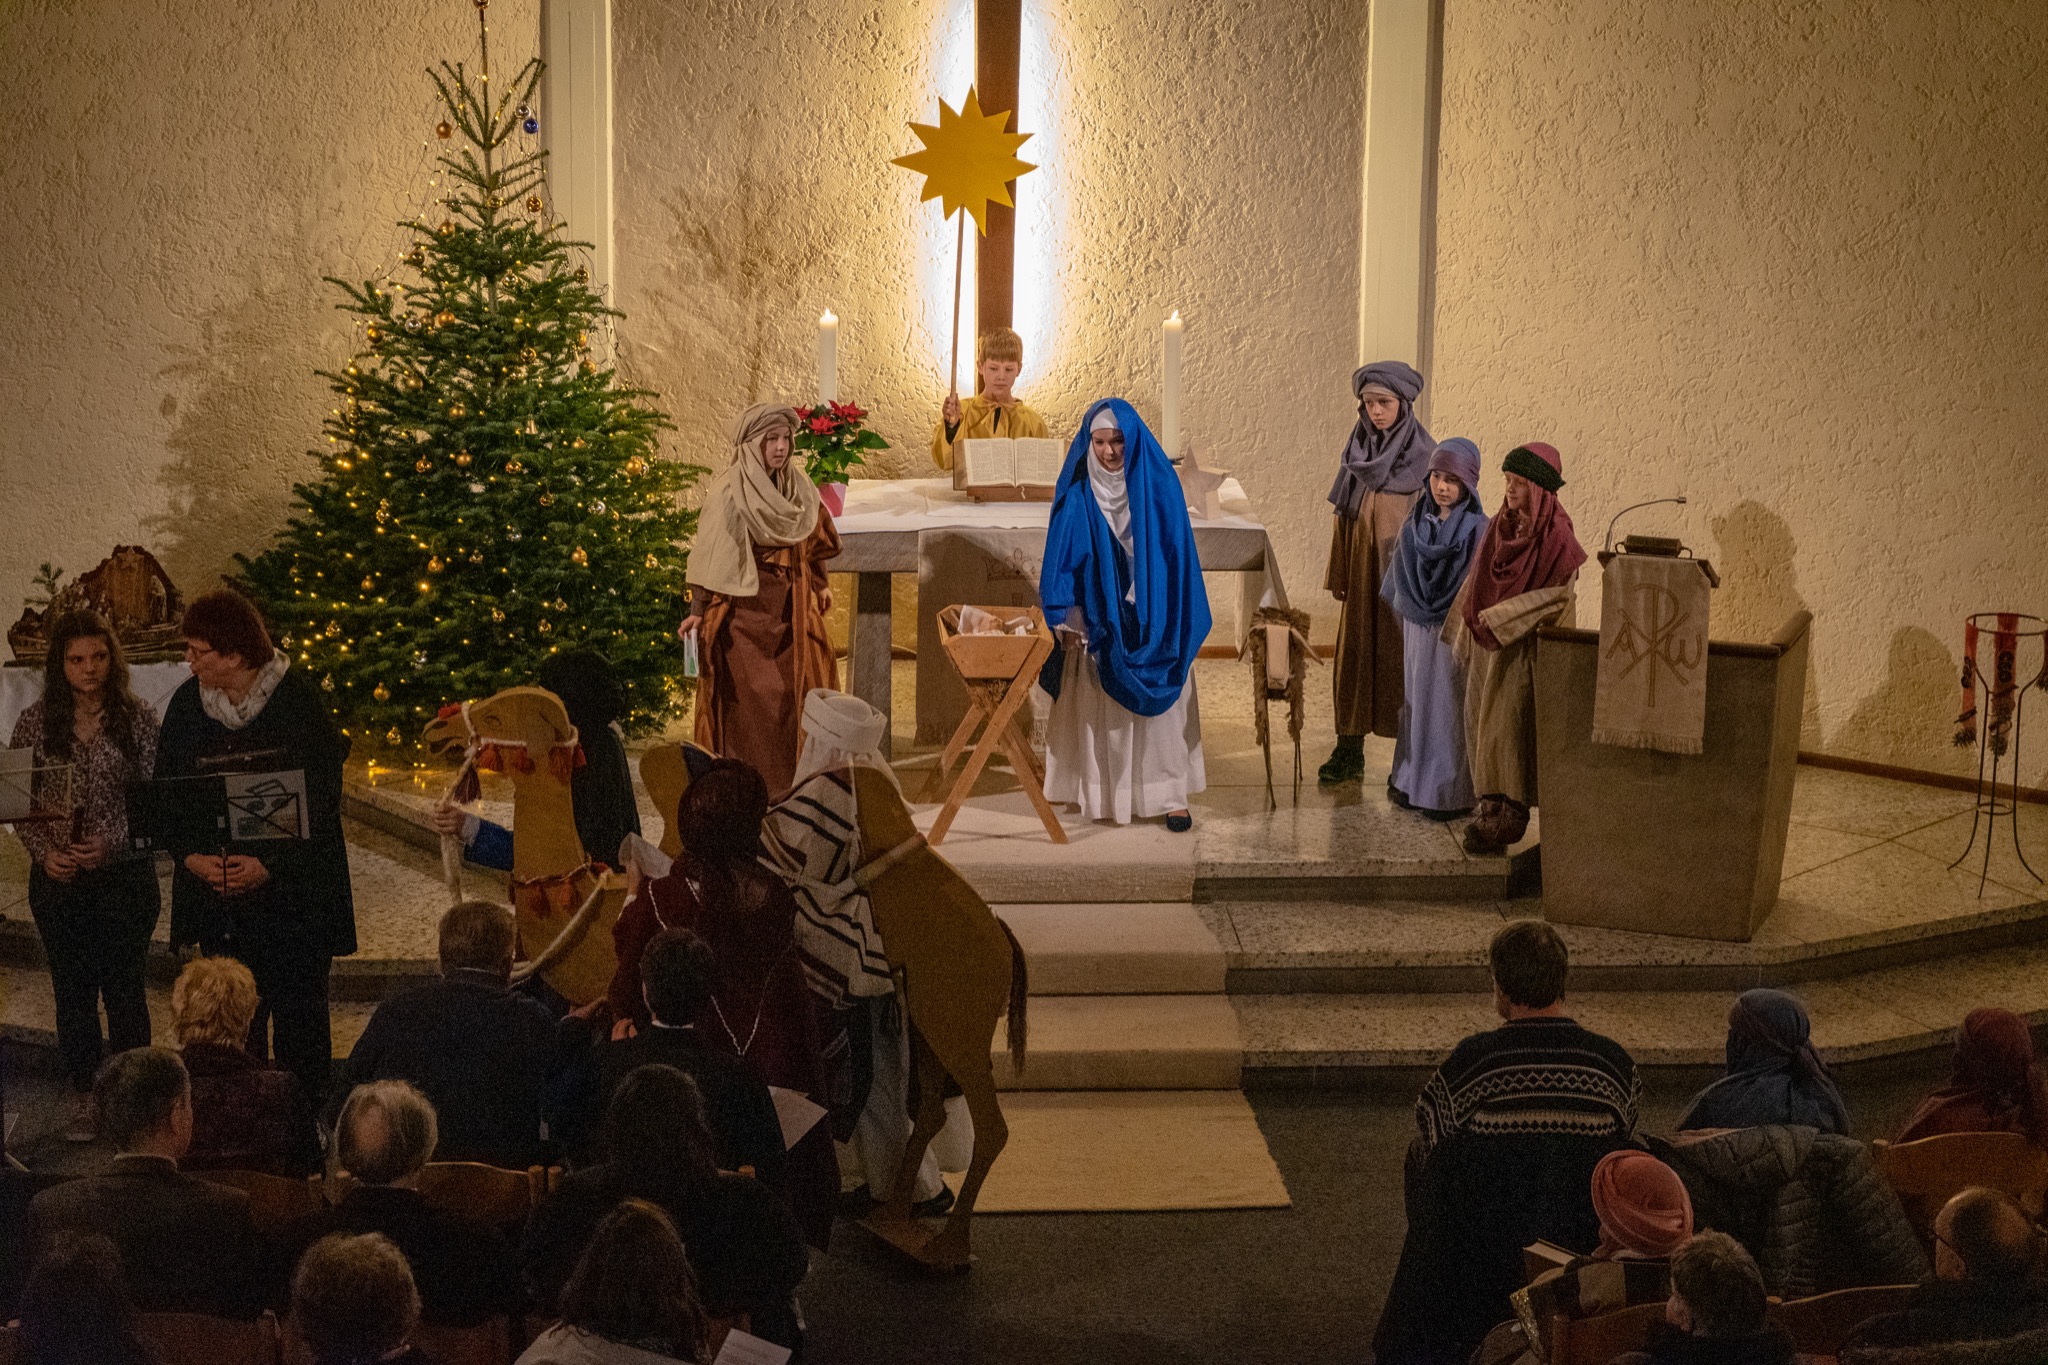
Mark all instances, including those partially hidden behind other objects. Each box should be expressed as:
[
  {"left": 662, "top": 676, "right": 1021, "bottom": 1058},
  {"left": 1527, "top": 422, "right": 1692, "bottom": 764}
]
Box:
[{"left": 1375, "top": 919, "right": 1641, "bottom": 1365}]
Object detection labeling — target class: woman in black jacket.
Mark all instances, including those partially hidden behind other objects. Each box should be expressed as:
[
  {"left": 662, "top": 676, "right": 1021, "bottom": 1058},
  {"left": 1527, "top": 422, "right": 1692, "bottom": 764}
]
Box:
[{"left": 154, "top": 588, "right": 353, "bottom": 1107}]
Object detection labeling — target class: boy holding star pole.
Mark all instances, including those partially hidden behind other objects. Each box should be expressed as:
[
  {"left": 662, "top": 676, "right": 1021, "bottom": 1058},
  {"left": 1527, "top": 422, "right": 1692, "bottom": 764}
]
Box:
[{"left": 931, "top": 326, "right": 1050, "bottom": 471}]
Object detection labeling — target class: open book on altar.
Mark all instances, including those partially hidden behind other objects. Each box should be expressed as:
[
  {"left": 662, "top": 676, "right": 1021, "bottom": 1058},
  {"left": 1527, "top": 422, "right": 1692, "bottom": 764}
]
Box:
[{"left": 953, "top": 436, "right": 1063, "bottom": 502}]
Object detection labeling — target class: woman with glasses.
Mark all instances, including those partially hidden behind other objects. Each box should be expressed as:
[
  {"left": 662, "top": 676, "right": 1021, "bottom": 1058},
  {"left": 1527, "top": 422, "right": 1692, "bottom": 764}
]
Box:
[
  {"left": 6, "top": 610, "right": 161, "bottom": 1142},
  {"left": 153, "top": 588, "right": 354, "bottom": 1107}
]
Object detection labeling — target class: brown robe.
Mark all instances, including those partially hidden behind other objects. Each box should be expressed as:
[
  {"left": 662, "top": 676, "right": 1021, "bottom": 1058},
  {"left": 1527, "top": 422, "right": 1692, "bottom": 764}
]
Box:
[
  {"left": 694, "top": 513, "right": 841, "bottom": 795},
  {"left": 1326, "top": 488, "right": 1418, "bottom": 738}
]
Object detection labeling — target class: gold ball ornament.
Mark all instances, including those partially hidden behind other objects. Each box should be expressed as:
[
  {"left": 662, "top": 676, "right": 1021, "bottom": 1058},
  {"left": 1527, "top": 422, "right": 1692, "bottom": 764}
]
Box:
[
  {"left": 455, "top": 450, "right": 472, "bottom": 467},
  {"left": 415, "top": 456, "right": 431, "bottom": 473},
  {"left": 365, "top": 324, "right": 381, "bottom": 343},
  {"left": 468, "top": 551, "right": 484, "bottom": 564},
  {"left": 436, "top": 221, "right": 455, "bottom": 237},
  {"left": 323, "top": 620, "right": 341, "bottom": 637},
  {"left": 427, "top": 556, "right": 444, "bottom": 573},
  {"left": 433, "top": 310, "right": 456, "bottom": 329},
  {"left": 537, "top": 619, "right": 553, "bottom": 635},
  {"left": 526, "top": 195, "right": 543, "bottom": 213},
  {"left": 505, "top": 459, "right": 525, "bottom": 474},
  {"left": 538, "top": 491, "right": 555, "bottom": 507},
  {"left": 574, "top": 266, "right": 588, "bottom": 283},
  {"left": 490, "top": 607, "right": 506, "bottom": 622},
  {"left": 407, "top": 247, "right": 426, "bottom": 267},
  {"left": 373, "top": 682, "right": 391, "bottom": 701},
  {"left": 361, "top": 575, "right": 376, "bottom": 591},
  {"left": 579, "top": 360, "right": 595, "bottom": 377},
  {"left": 520, "top": 347, "right": 538, "bottom": 364},
  {"left": 436, "top": 120, "right": 452, "bottom": 139},
  {"left": 644, "top": 552, "right": 660, "bottom": 569},
  {"left": 570, "top": 546, "right": 588, "bottom": 566},
  {"left": 448, "top": 402, "right": 466, "bottom": 418},
  {"left": 386, "top": 726, "right": 404, "bottom": 746},
  {"left": 623, "top": 456, "right": 647, "bottom": 476}
]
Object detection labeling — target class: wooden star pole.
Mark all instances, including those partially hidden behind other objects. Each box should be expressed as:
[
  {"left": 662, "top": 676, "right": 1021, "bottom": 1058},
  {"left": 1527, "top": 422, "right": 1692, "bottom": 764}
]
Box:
[{"left": 893, "top": 87, "right": 1035, "bottom": 399}]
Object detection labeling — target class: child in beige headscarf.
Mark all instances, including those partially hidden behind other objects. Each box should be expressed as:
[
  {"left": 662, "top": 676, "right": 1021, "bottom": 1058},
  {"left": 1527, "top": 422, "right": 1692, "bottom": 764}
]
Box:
[{"left": 681, "top": 404, "right": 840, "bottom": 792}]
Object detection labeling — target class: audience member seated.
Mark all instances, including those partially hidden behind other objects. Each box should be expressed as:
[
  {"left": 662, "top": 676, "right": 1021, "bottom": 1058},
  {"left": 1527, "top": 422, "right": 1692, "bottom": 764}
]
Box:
[
  {"left": 16, "top": 1232, "right": 156, "bottom": 1365},
  {"left": 1897, "top": 1007, "right": 2048, "bottom": 1146},
  {"left": 1614, "top": 1231, "right": 1796, "bottom": 1365},
  {"left": 525, "top": 1064, "right": 808, "bottom": 1350},
  {"left": 291, "top": 1232, "right": 436, "bottom": 1365},
  {"left": 171, "top": 953, "right": 320, "bottom": 1176},
  {"left": 26, "top": 1047, "right": 261, "bottom": 1318},
  {"left": 1373, "top": 920, "right": 1641, "bottom": 1365},
  {"left": 517, "top": 1198, "right": 710, "bottom": 1365},
  {"left": 1678, "top": 988, "right": 1850, "bottom": 1134},
  {"left": 274, "top": 1079, "right": 520, "bottom": 1326},
  {"left": 1645, "top": 1123, "right": 1927, "bottom": 1298},
  {"left": 561, "top": 927, "right": 787, "bottom": 1188},
  {"left": 1478, "top": 1149, "right": 1696, "bottom": 1364},
  {"left": 1839, "top": 1187, "right": 2048, "bottom": 1364},
  {"left": 602, "top": 759, "right": 836, "bottom": 1248},
  {"left": 331, "top": 899, "right": 563, "bottom": 1168}
]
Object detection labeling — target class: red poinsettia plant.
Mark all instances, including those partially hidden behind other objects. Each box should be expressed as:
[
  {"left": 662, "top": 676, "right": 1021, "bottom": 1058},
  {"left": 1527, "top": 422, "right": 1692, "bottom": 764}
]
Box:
[{"left": 792, "top": 400, "right": 890, "bottom": 487}]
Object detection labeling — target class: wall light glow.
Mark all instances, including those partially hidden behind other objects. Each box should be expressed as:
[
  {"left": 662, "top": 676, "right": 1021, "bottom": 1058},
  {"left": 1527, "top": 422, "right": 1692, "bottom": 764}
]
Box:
[{"left": 918, "top": 0, "right": 1062, "bottom": 396}]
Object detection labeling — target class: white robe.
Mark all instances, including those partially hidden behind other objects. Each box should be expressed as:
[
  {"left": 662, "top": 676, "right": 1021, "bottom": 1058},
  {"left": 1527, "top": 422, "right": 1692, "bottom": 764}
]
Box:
[{"left": 1043, "top": 648, "right": 1205, "bottom": 823}]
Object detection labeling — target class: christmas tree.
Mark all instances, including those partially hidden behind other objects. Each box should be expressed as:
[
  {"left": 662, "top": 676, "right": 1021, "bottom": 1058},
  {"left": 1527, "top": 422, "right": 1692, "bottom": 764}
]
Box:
[{"left": 239, "top": 15, "right": 697, "bottom": 750}]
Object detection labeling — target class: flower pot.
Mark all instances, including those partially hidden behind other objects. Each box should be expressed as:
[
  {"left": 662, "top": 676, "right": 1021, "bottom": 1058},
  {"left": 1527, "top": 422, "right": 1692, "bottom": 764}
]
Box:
[{"left": 818, "top": 481, "right": 848, "bottom": 517}]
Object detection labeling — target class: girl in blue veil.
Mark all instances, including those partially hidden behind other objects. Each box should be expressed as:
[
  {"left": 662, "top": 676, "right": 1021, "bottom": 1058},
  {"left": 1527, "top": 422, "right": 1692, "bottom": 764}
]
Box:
[{"left": 1037, "top": 399, "right": 1211, "bottom": 830}]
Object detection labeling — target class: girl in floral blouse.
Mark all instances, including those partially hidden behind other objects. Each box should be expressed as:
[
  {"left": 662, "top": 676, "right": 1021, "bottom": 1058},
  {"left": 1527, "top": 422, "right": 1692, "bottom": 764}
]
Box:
[{"left": 9, "top": 610, "right": 162, "bottom": 1141}]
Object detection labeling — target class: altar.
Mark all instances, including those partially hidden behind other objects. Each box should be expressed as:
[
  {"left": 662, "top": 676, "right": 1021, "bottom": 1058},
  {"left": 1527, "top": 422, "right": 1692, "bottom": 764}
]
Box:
[{"left": 833, "top": 476, "right": 1289, "bottom": 752}]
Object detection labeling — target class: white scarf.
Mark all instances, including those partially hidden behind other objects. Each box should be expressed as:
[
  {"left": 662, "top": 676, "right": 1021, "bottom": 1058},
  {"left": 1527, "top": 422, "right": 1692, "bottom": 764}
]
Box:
[
  {"left": 1087, "top": 417, "right": 1136, "bottom": 604},
  {"left": 792, "top": 687, "right": 897, "bottom": 791},
  {"left": 200, "top": 654, "right": 289, "bottom": 731},
  {"left": 687, "top": 404, "right": 822, "bottom": 598}
]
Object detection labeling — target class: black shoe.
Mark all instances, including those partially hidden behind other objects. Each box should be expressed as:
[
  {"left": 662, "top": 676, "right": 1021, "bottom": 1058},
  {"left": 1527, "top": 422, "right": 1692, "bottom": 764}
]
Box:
[
  {"left": 1318, "top": 745, "right": 1365, "bottom": 785},
  {"left": 914, "top": 1186, "right": 956, "bottom": 1218},
  {"left": 1386, "top": 781, "right": 1412, "bottom": 810},
  {"left": 1165, "top": 811, "right": 1193, "bottom": 833}
]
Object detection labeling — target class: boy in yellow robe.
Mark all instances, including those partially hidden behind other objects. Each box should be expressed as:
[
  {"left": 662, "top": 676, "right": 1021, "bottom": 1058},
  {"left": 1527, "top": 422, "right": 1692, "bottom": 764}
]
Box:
[{"left": 930, "top": 326, "right": 1051, "bottom": 471}]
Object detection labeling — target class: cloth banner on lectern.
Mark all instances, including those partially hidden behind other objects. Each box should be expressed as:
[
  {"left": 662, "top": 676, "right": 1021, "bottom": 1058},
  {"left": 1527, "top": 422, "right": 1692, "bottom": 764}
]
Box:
[
  {"left": 915, "top": 528, "right": 1047, "bottom": 746},
  {"left": 1592, "top": 554, "right": 1711, "bottom": 754}
]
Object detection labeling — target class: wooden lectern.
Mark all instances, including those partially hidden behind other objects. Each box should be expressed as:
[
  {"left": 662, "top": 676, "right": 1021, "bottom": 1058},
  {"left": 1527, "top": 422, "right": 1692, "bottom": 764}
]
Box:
[{"left": 1534, "top": 611, "right": 1811, "bottom": 942}]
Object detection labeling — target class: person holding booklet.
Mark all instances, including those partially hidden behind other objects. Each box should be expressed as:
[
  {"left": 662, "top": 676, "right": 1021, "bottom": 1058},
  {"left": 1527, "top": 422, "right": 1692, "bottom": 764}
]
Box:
[
  {"left": 930, "top": 326, "right": 1051, "bottom": 472},
  {"left": 1037, "top": 400, "right": 1210, "bottom": 831}
]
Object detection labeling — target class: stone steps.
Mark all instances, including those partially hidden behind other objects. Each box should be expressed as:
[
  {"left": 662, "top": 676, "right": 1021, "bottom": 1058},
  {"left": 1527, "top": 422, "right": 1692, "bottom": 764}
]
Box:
[
  {"left": 1234, "top": 937, "right": 2048, "bottom": 1079},
  {"left": 993, "top": 993, "right": 1242, "bottom": 1091},
  {"left": 1211, "top": 893, "right": 2048, "bottom": 994}
]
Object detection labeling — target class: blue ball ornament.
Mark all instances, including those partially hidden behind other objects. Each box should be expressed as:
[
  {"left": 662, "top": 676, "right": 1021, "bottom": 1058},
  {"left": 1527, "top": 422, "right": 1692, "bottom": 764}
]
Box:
[{"left": 523, "top": 115, "right": 540, "bottom": 135}]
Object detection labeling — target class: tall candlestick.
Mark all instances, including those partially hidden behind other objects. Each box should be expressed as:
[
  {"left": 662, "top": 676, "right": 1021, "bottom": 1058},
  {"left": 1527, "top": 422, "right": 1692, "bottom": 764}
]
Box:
[
  {"left": 1161, "top": 310, "right": 1184, "bottom": 458},
  {"left": 818, "top": 309, "right": 839, "bottom": 402}
]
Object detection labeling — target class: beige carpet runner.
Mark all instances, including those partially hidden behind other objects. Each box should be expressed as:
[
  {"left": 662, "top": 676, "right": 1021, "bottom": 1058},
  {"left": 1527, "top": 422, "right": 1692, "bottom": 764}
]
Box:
[{"left": 948, "top": 1090, "right": 1291, "bottom": 1213}]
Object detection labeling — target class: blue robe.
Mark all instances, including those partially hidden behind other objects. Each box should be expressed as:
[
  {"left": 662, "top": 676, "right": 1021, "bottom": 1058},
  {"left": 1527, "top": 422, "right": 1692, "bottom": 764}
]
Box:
[{"left": 1037, "top": 399, "right": 1211, "bottom": 717}]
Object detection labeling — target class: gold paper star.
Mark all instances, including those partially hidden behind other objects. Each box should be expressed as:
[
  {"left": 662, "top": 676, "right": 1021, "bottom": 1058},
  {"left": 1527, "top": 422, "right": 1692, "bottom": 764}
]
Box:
[{"left": 892, "top": 86, "right": 1036, "bottom": 235}]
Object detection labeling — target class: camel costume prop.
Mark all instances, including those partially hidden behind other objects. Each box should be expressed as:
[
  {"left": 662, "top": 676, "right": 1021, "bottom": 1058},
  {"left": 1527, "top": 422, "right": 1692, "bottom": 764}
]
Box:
[
  {"left": 763, "top": 689, "right": 1028, "bottom": 1270},
  {"left": 422, "top": 687, "right": 626, "bottom": 1005}
]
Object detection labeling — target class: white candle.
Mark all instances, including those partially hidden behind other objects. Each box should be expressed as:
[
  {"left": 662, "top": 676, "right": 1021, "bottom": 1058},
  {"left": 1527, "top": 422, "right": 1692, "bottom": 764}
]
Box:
[
  {"left": 1161, "top": 310, "right": 1184, "bottom": 458},
  {"left": 817, "top": 309, "right": 839, "bottom": 402}
]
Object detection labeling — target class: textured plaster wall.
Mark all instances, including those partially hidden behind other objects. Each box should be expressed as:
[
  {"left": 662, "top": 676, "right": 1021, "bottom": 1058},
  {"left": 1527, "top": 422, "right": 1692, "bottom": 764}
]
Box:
[
  {"left": 1432, "top": 0, "right": 2048, "bottom": 783},
  {"left": 0, "top": 0, "right": 538, "bottom": 612},
  {"left": 611, "top": 0, "right": 1370, "bottom": 648}
]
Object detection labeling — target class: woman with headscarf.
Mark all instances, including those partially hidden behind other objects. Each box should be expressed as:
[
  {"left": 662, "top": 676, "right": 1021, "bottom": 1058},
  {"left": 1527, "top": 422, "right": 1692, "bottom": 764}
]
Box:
[
  {"left": 1898, "top": 1007, "right": 2048, "bottom": 1145},
  {"left": 1479, "top": 1149, "right": 1696, "bottom": 1363},
  {"left": 1448, "top": 442, "right": 1587, "bottom": 855},
  {"left": 1321, "top": 361, "right": 1433, "bottom": 786},
  {"left": 603, "top": 759, "right": 838, "bottom": 1247},
  {"left": 1038, "top": 399, "right": 1212, "bottom": 831},
  {"left": 680, "top": 403, "right": 840, "bottom": 795},
  {"left": 1679, "top": 989, "right": 1850, "bottom": 1135},
  {"left": 1382, "top": 438, "right": 1488, "bottom": 817}
]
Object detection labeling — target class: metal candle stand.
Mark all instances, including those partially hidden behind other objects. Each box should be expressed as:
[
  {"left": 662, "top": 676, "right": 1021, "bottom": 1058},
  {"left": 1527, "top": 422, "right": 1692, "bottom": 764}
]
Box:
[{"left": 1950, "top": 612, "right": 2047, "bottom": 896}]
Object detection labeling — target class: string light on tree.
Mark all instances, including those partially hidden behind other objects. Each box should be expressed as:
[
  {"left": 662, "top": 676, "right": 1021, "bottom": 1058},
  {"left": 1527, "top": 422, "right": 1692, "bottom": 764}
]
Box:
[{"left": 236, "top": 4, "right": 702, "bottom": 749}]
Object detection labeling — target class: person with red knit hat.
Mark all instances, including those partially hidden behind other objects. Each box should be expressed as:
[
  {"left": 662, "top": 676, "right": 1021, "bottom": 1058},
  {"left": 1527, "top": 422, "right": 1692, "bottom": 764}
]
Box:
[{"left": 1449, "top": 441, "right": 1586, "bottom": 855}]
